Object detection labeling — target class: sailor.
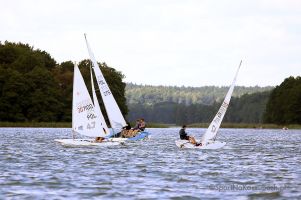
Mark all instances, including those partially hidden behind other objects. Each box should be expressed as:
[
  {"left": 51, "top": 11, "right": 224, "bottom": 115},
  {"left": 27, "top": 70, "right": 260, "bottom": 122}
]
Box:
[
  {"left": 179, "top": 125, "right": 201, "bottom": 146},
  {"left": 139, "top": 118, "right": 146, "bottom": 131},
  {"left": 133, "top": 119, "right": 140, "bottom": 130}
]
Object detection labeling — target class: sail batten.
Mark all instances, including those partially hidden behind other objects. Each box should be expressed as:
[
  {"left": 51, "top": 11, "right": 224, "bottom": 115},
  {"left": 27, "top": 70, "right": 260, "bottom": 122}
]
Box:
[
  {"left": 201, "top": 61, "right": 242, "bottom": 144},
  {"left": 84, "top": 34, "right": 126, "bottom": 132}
]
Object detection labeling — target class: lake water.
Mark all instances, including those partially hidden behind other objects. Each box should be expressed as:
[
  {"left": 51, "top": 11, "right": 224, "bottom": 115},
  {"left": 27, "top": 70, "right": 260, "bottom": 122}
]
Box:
[{"left": 0, "top": 128, "right": 300, "bottom": 199}]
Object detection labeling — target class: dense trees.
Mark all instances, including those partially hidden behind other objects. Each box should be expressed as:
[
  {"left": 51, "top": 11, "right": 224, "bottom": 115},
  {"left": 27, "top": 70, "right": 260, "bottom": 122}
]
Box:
[
  {"left": 126, "top": 83, "right": 273, "bottom": 105},
  {"left": 0, "top": 41, "right": 61, "bottom": 122},
  {"left": 0, "top": 41, "right": 127, "bottom": 122},
  {"left": 225, "top": 91, "right": 271, "bottom": 123},
  {"left": 126, "top": 83, "right": 273, "bottom": 124},
  {"left": 127, "top": 77, "right": 301, "bottom": 125},
  {"left": 127, "top": 91, "right": 271, "bottom": 124},
  {"left": 264, "top": 76, "right": 301, "bottom": 124}
]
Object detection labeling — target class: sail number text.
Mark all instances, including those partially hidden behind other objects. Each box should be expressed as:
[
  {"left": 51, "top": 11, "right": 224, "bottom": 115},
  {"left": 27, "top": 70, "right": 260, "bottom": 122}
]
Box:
[
  {"left": 97, "top": 78, "right": 112, "bottom": 96},
  {"left": 78, "top": 103, "right": 94, "bottom": 113},
  {"left": 87, "top": 122, "right": 95, "bottom": 129},
  {"left": 211, "top": 101, "right": 228, "bottom": 132}
]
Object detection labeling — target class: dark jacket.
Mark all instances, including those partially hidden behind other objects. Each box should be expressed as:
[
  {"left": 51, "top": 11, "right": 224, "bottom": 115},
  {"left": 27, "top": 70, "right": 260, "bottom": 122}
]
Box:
[{"left": 179, "top": 128, "right": 189, "bottom": 140}]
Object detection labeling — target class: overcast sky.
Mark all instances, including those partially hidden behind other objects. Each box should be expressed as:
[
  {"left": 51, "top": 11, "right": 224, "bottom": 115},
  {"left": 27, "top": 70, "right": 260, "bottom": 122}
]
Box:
[{"left": 1, "top": 0, "right": 300, "bottom": 86}]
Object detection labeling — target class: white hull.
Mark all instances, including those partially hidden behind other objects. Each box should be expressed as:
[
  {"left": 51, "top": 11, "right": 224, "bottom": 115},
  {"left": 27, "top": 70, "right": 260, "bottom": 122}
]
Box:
[
  {"left": 107, "top": 138, "right": 128, "bottom": 142},
  {"left": 175, "top": 140, "right": 226, "bottom": 149},
  {"left": 54, "top": 139, "right": 122, "bottom": 146}
]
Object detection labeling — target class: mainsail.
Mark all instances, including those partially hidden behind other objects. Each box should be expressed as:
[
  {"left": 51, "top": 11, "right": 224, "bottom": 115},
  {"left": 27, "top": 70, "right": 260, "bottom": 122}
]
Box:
[
  {"left": 84, "top": 34, "right": 126, "bottom": 132},
  {"left": 201, "top": 61, "right": 242, "bottom": 145},
  {"left": 72, "top": 63, "right": 108, "bottom": 137}
]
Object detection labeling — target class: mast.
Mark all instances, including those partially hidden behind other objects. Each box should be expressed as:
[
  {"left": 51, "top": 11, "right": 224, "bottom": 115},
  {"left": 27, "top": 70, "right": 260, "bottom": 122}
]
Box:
[{"left": 72, "top": 61, "right": 76, "bottom": 140}]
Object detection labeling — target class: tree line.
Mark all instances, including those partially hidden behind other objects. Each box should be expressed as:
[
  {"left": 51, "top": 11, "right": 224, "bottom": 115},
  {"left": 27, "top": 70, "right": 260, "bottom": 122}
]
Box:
[
  {"left": 126, "top": 83, "right": 273, "bottom": 105},
  {"left": 0, "top": 41, "right": 300, "bottom": 125},
  {"left": 127, "top": 77, "right": 301, "bottom": 125},
  {"left": 0, "top": 41, "right": 127, "bottom": 122},
  {"left": 127, "top": 78, "right": 301, "bottom": 125},
  {"left": 127, "top": 91, "right": 271, "bottom": 124}
]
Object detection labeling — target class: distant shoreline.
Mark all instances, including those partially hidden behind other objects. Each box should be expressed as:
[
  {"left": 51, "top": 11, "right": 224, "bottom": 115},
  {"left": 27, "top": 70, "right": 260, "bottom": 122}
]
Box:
[
  {"left": 188, "top": 123, "right": 301, "bottom": 129},
  {"left": 0, "top": 122, "right": 300, "bottom": 129}
]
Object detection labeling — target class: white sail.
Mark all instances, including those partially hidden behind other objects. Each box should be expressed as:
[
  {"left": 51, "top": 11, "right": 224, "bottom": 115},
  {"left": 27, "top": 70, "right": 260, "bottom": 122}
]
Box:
[
  {"left": 84, "top": 34, "right": 126, "bottom": 132},
  {"left": 90, "top": 66, "right": 110, "bottom": 135},
  {"left": 72, "top": 63, "right": 109, "bottom": 137},
  {"left": 201, "top": 61, "right": 242, "bottom": 145}
]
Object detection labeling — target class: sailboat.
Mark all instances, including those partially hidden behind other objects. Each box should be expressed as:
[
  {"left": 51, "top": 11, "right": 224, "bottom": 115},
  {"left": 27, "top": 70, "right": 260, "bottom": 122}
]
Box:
[
  {"left": 175, "top": 61, "right": 242, "bottom": 149},
  {"left": 84, "top": 34, "right": 150, "bottom": 141},
  {"left": 54, "top": 63, "right": 121, "bottom": 146}
]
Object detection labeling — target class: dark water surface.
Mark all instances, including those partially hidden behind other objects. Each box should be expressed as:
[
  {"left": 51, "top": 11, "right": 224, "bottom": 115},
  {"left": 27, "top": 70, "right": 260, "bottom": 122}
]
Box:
[{"left": 0, "top": 128, "right": 300, "bottom": 199}]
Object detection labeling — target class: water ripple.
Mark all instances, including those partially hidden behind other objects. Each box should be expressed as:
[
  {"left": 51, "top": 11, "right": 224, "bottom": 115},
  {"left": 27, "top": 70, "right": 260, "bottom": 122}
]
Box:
[{"left": 0, "top": 128, "right": 300, "bottom": 199}]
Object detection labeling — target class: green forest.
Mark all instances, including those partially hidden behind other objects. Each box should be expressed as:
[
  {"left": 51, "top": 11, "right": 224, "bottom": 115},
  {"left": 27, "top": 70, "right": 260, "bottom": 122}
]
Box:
[
  {"left": 126, "top": 83, "right": 273, "bottom": 105},
  {"left": 0, "top": 41, "right": 300, "bottom": 126},
  {"left": 127, "top": 91, "right": 271, "bottom": 124},
  {"left": 0, "top": 41, "right": 127, "bottom": 123},
  {"left": 127, "top": 78, "right": 301, "bottom": 125},
  {"left": 264, "top": 76, "right": 301, "bottom": 124}
]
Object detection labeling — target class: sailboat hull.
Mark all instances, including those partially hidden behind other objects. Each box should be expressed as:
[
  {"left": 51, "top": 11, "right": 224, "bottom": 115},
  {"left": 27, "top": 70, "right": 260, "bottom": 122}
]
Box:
[
  {"left": 54, "top": 139, "right": 122, "bottom": 146},
  {"left": 108, "top": 131, "right": 151, "bottom": 142},
  {"left": 128, "top": 131, "right": 150, "bottom": 141},
  {"left": 175, "top": 140, "right": 226, "bottom": 149}
]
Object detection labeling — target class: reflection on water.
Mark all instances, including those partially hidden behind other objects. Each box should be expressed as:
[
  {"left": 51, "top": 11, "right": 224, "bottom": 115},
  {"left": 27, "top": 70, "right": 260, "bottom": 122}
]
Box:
[{"left": 0, "top": 128, "right": 300, "bottom": 199}]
